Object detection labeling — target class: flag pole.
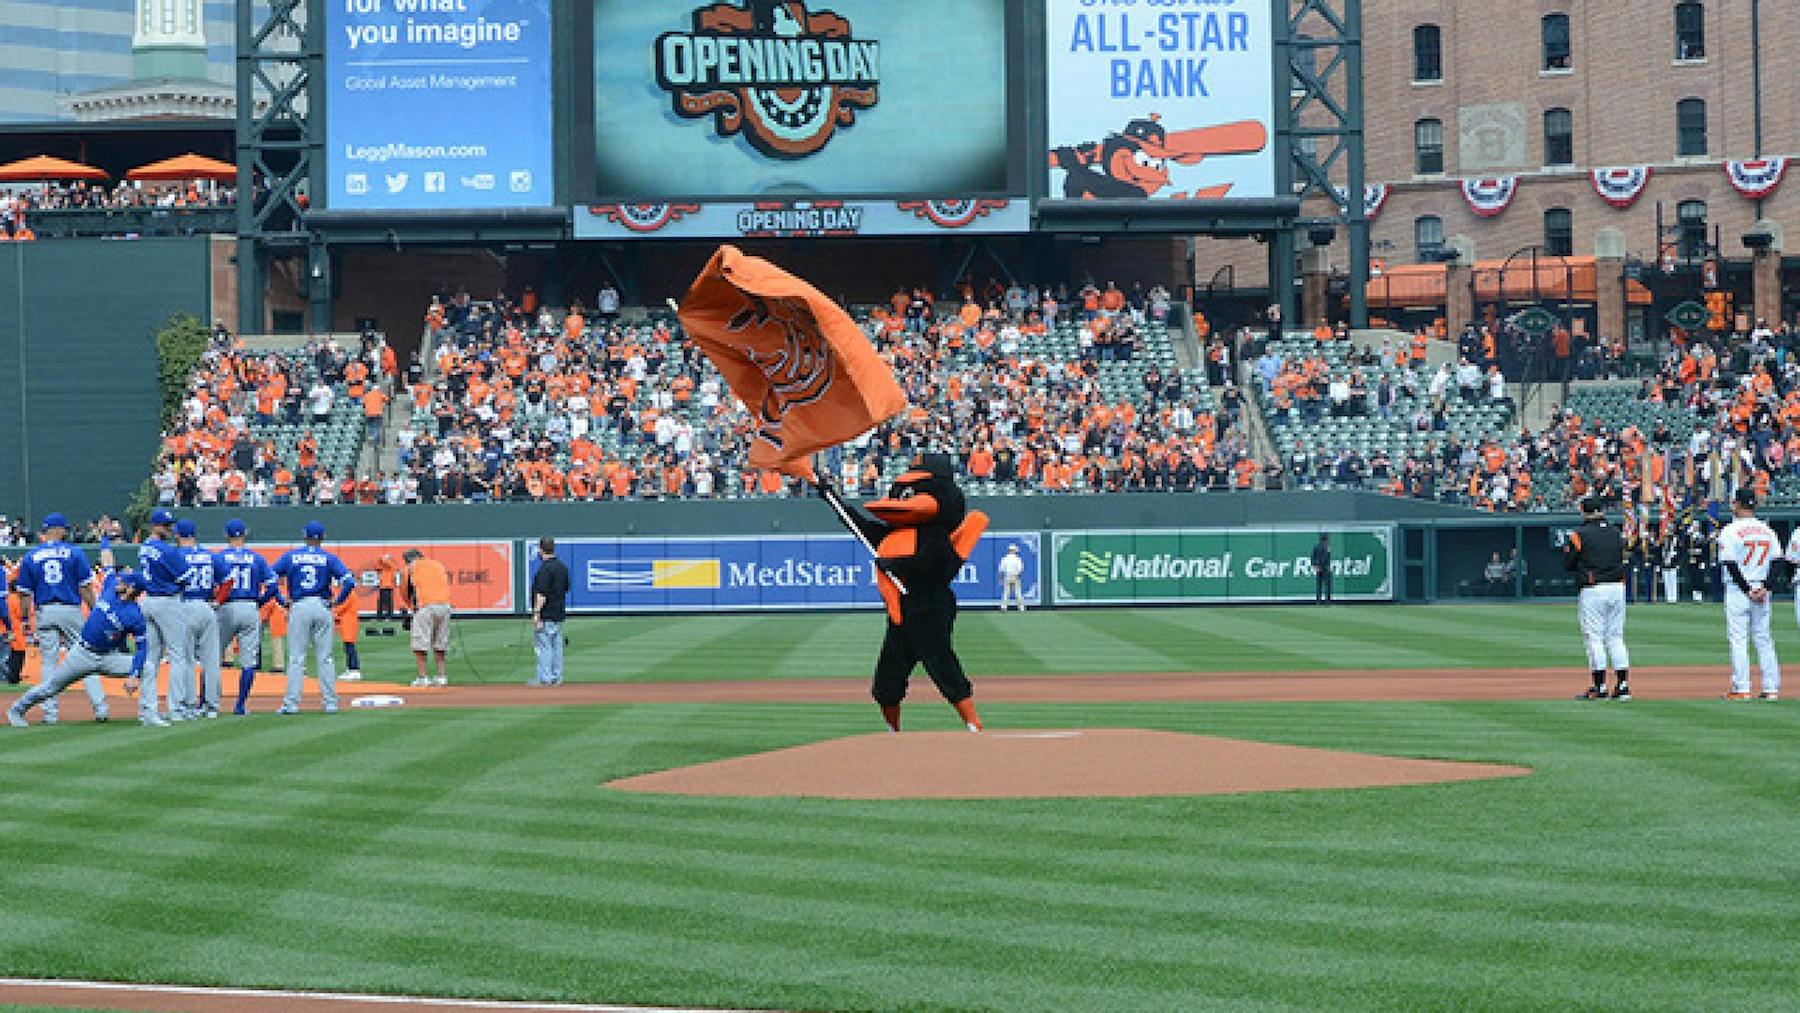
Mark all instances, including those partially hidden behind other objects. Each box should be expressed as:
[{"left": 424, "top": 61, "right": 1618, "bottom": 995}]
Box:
[{"left": 813, "top": 469, "right": 908, "bottom": 595}]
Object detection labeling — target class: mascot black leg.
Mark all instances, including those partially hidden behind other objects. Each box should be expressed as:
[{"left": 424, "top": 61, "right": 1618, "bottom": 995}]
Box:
[
  {"left": 911, "top": 598, "right": 980, "bottom": 731},
  {"left": 871, "top": 623, "right": 916, "bottom": 731}
]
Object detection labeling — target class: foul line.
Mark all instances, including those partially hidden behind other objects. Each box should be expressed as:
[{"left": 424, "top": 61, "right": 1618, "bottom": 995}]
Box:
[{"left": 0, "top": 978, "right": 760, "bottom": 1012}]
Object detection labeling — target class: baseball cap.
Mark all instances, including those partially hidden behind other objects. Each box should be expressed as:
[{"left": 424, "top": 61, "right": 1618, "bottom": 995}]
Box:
[
  {"left": 303, "top": 521, "right": 326, "bottom": 539},
  {"left": 149, "top": 509, "right": 174, "bottom": 526},
  {"left": 224, "top": 519, "right": 247, "bottom": 538},
  {"left": 1579, "top": 496, "right": 1604, "bottom": 515},
  {"left": 1734, "top": 486, "right": 1759, "bottom": 509},
  {"left": 115, "top": 571, "right": 146, "bottom": 593},
  {"left": 174, "top": 519, "right": 197, "bottom": 538},
  {"left": 40, "top": 512, "right": 68, "bottom": 531},
  {"left": 1007, "top": 543, "right": 1019, "bottom": 552}
]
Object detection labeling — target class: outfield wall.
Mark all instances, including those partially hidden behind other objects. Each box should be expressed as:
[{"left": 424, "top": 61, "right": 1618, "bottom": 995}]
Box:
[
  {"left": 0, "top": 237, "right": 212, "bottom": 525},
  {"left": 74, "top": 494, "right": 1778, "bottom": 611}
]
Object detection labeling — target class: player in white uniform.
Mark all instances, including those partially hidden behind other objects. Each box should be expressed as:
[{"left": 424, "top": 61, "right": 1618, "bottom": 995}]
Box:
[{"left": 1717, "top": 487, "right": 1780, "bottom": 701}]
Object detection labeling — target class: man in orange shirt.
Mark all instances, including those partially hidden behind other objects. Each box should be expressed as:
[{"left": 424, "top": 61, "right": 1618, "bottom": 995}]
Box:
[
  {"left": 372, "top": 554, "right": 401, "bottom": 634},
  {"left": 363, "top": 386, "right": 388, "bottom": 449},
  {"left": 402, "top": 549, "right": 453, "bottom": 687},
  {"left": 334, "top": 592, "right": 364, "bottom": 681}
]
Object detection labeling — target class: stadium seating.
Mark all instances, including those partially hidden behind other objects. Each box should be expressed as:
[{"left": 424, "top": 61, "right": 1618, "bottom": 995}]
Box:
[{"left": 1257, "top": 336, "right": 1514, "bottom": 494}]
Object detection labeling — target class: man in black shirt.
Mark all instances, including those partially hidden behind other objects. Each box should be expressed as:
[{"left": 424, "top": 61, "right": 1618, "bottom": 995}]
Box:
[
  {"left": 1565, "top": 496, "right": 1631, "bottom": 700},
  {"left": 531, "top": 537, "right": 571, "bottom": 686},
  {"left": 1311, "top": 534, "right": 1332, "bottom": 604}
]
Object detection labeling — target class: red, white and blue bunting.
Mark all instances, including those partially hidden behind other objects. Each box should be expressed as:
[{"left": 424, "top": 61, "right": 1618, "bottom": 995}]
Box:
[
  {"left": 1725, "top": 158, "right": 1787, "bottom": 199},
  {"left": 1591, "top": 166, "right": 1652, "bottom": 209},
  {"left": 1331, "top": 185, "right": 1390, "bottom": 220},
  {"left": 1460, "top": 177, "right": 1517, "bottom": 218},
  {"left": 1364, "top": 184, "right": 1389, "bottom": 220}
]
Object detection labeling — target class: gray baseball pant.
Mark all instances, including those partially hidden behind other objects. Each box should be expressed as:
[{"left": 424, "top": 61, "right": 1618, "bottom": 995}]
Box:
[
  {"left": 138, "top": 594, "right": 189, "bottom": 720},
  {"left": 35, "top": 602, "right": 107, "bottom": 721},
  {"left": 13, "top": 644, "right": 135, "bottom": 717},
  {"left": 183, "top": 599, "right": 223, "bottom": 712},
  {"left": 216, "top": 600, "right": 262, "bottom": 669},
  {"left": 285, "top": 597, "right": 338, "bottom": 712}
]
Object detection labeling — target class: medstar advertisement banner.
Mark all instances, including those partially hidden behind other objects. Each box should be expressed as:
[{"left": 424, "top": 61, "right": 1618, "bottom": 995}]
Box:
[
  {"left": 588, "top": 0, "right": 1011, "bottom": 199},
  {"left": 325, "top": 0, "right": 554, "bottom": 210},
  {"left": 1053, "top": 528, "right": 1394, "bottom": 604},
  {"left": 545, "top": 533, "right": 1040, "bottom": 613},
  {"left": 1044, "top": 0, "right": 1276, "bottom": 200}
]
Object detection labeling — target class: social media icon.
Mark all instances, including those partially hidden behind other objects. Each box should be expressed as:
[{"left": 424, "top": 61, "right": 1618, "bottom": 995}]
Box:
[
  {"left": 424, "top": 172, "right": 446, "bottom": 193},
  {"left": 462, "top": 174, "right": 496, "bottom": 192},
  {"left": 385, "top": 172, "right": 409, "bottom": 194},
  {"left": 509, "top": 170, "right": 533, "bottom": 193},
  {"left": 345, "top": 174, "right": 369, "bottom": 195}
]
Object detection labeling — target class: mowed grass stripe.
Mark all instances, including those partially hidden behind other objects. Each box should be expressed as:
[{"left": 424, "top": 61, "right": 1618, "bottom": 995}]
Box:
[
  {"left": 5, "top": 694, "right": 1800, "bottom": 1008},
  {"left": 294, "top": 603, "right": 1765, "bottom": 683}
]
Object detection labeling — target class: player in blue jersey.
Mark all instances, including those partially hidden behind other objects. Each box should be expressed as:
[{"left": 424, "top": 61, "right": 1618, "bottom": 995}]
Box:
[
  {"left": 135, "top": 509, "right": 192, "bottom": 725},
  {"left": 215, "top": 519, "right": 277, "bottom": 715},
  {"left": 12, "top": 513, "right": 107, "bottom": 723},
  {"left": 174, "top": 519, "right": 231, "bottom": 718},
  {"left": 272, "top": 521, "right": 354, "bottom": 715},
  {"left": 9, "top": 571, "right": 154, "bottom": 727}
]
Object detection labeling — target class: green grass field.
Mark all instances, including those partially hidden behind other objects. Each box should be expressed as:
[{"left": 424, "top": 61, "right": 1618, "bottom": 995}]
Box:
[
  {"left": 273, "top": 602, "right": 1789, "bottom": 684},
  {"left": 3, "top": 605, "right": 1797, "bottom": 1012}
]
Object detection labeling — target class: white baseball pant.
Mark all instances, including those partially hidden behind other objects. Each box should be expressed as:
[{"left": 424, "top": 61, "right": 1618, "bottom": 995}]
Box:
[
  {"left": 1001, "top": 577, "right": 1026, "bottom": 611},
  {"left": 1724, "top": 588, "right": 1780, "bottom": 696},
  {"left": 1577, "top": 583, "right": 1630, "bottom": 672}
]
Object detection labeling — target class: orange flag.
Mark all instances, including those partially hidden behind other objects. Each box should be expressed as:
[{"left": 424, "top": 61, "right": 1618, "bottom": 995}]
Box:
[{"left": 677, "top": 245, "right": 907, "bottom": 469}]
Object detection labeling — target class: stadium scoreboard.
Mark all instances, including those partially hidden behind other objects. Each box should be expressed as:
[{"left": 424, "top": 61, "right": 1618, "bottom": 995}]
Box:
[{"left": 318, "top": 0, "right": 1285, "bottom": 236}]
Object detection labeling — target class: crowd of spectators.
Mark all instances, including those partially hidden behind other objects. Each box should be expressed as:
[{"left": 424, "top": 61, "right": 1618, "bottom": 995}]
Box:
[
  {"left": 148, "top": 325, "right": 401, "bottom": 509},
  {"left": 363, "top": 276, "right": 1260, "bottom": 503},
  {"left": 2, "top": 182, "right": 235, "bottom": 240},
  {"left": 1267, "top": 316, "right": 1800, "bottom": 514},
  {"left": 143, "top": 274, "right": 1261, "bottom": 507}
]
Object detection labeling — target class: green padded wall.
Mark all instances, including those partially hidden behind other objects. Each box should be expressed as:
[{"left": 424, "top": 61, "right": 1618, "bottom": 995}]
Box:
[{"left": 0, "top": 238, "right": 210, "bottom": 526}]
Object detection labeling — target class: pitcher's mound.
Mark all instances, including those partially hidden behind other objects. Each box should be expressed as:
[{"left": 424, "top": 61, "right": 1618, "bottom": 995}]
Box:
[{"left": 605, "top": 728, "right": 1531, "bottom": 799}]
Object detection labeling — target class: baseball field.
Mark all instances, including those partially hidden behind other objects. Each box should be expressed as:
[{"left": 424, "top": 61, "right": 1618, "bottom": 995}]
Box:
[{"left": 2, "top": 603, "right": 1797, "bottom": 1012}]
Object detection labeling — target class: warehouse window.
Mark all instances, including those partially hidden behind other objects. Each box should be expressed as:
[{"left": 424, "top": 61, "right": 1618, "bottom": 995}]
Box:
[
  {"left": 1541, "top": 13, "right": 1571, "bottom": 70},
  {"left": 1675, "top": 3, "right": 1705, "bottom": 60},
  {"left": 1544, "top": 108, "right": 1574, "bottom": 166},
  {"left": 1544, "top": 209, "right": 1573, "bottom": 257},
  {"left": 1678, "top": 200, "right": 1708, "bottom": 259},
  {"left": 1413, "top": 24, "right": 1442, "bottom": 82},
  {"left": 1415, "top": 118, "right": 1444, "bottom": 175},
  {"left": 1415, "top": 216, "right": 1444, "bottom": 263},
  {"left": 1677, "top": 98, "right": 1707, "bottom": 156}
]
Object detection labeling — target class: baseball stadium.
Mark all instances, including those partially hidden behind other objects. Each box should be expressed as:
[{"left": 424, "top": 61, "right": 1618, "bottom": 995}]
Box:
[{"left": 2, "top": 1, "right": 1798, "bottom": 1011}]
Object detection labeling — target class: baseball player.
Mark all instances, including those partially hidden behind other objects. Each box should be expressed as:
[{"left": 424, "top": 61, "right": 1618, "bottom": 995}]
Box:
[
  {"left": 8, "top": 570, "right": 152, "bottom": 727},
  {"left": 136, "top": 509, "right": 191, "bottom": 725},
  {"left": 13, "top": 512, "right": 107, "bottom": 723},
  {"left": 1719, "top": 488, "right": 1781, "bottom": 701},
  {"left": 997, "top": 544, "right": 1027, "bottom": 611},
  {"left": 1565, "top": 496, "right": 1631, "bottom": 700},
  {"left": 174, "top": 519, "right": 230, "bottom": 718},
  {"left": 271, "top": 521, "right": 353, "bottom": 715},
  {"left": 217, "top": 519, "right": 276, "bottom": 715}
]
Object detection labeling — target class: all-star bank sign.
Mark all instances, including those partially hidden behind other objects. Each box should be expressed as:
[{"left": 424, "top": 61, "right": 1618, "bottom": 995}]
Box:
[{"left": 1054, "top": 528, "right": 1394, "bottom": 604}]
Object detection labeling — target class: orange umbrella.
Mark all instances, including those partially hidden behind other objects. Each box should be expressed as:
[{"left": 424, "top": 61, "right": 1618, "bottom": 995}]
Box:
[
  {"left": 127, "top": 152, "right": 236, "bottom": 183},
  {"left": 0, "top": 155, "right": 108, "bottom": 182}
]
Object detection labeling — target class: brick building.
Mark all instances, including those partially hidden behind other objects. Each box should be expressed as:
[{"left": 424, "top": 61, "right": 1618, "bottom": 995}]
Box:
[{"left": 1196, "top": 0, "right": 1798, "bottom": 334}]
